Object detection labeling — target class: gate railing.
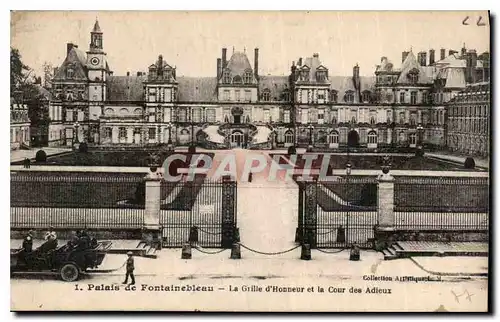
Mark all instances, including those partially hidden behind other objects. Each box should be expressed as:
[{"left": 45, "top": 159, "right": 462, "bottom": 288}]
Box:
[{"left": 297, "top": 173, "right": 489, "bottom": 249}]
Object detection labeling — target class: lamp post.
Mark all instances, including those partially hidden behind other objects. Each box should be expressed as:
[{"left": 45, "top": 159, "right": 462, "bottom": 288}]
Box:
[
  {"left": 73, "top": 121, "right": 80, "bottom": 144},
  {"left": 308, "top": 124, "right": 314, "bottom": 151},
  {"left": 191, "top": 107, "right": 195, "bottom": 147},
  {"left": 167, "top": 123, "right": 173, "bottom": 146},
  {"left": 345, "top": 161, "right": 352, "bottom": 247},
  {"left": 417, "top": 123, "right": 424, "bottom": 148}
]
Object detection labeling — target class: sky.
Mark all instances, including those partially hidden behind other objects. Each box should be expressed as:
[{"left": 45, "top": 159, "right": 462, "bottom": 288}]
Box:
[{"left": 11, "top": 11, "right": 490, "bottom": 79}]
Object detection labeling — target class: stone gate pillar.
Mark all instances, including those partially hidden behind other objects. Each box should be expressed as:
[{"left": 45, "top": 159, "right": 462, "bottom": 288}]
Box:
[
  {"left": 143, "top": 171, "right": 162, "bottom": 248},
  {"left": 221, "top": 176, "right": 236, "bottom": 248},
  {"left": 374, "top": 171, "right": 395, "bottom": 251},
  {"left": 295, "top": 183, "right": 305, "bottom": 243},
  {"left": 304, "top": 180, "right": 318, "bottom": 248}
]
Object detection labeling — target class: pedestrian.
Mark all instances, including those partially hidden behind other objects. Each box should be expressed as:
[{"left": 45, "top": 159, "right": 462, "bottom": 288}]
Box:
[
  {"left": 22, "top": 229, "right": 34, "bottom": 252},
  {"left": 123, "top": 251, "right": 135, "bottom": 285}
]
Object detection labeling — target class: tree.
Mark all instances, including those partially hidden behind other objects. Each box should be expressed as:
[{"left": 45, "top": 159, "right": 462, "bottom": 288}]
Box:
[{"left": 10, "top": 47, "right": 33, "bottom": 101}]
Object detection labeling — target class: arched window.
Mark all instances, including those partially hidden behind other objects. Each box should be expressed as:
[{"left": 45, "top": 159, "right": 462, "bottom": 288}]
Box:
[
  {"left": 180, "top": 129, "right": 190, "bottom": 135},
  {"left": 233, "top": 75, "right": 243, "bottom": 85},
  {"left": 370, "top": 116, "right": 376, "bottom": 125},
  {"left": 330, "top": 90, "right": 338, "bottom": 103},
  {"left": 66, "top": 67, "right": 74, "bottom": 79},
  {"left": 119, "top": 108, "right": 129, "bottom": 115},
  {"left": 344, "top": 91, "right": 355, "bottom": 103},
  {"left": 103, "top": 127, "right": 112, "bottom": 138},
  {"left": 367, "top": 131, "right": 377, "bottom": 144},
  {"left": 332, "top": 116, "right": 337, "bottom": 125},
  {"left": 284, "top": 130, "right": 294, "bottom": 144},
  {"left": 328, "top": 131, "right": 339, "bottom": 144},
  {"left": 134, "top": 108, "right": 143, "bottom": 115},
  {"left": 222, "top": 70, "right": 231, "bottom": 84},
  {"left": 262, "top": 89, "right": 271, "bottom": 101},
  {"left": 104, "top": 108, "right": 114, "bottom": 116},
  {"left": 244, "top": 70, "right": 253, "bottom": 84}
]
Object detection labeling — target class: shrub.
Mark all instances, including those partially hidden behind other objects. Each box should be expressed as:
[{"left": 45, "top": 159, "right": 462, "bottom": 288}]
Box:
[
  {"left": 287, "top": 146, "right": 297, "bottom": 155},
  {"left": 35, "top": 150, "right": 47, "bottom": 163},
  {"left": 357, "top": 183, "right": 378, "bottom": 206},
  {"left": 464, "top": 157, "right": 476, "bottom": 169},
  {"left": 78, "top": 142, "right": 88, "bottom": 153},
  {"left": 134, "top": 182, "right": 146, "bottom": 205},
  {"left": 415, "top": 147, "right": 424, "bottom": 157}
]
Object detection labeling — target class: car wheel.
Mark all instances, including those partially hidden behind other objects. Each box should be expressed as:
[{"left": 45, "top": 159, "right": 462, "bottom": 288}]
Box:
[{"left": 60, "top": 263, "right": 79, "bottom": 282}]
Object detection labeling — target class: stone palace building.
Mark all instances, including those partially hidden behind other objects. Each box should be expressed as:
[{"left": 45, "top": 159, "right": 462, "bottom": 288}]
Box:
[{"left": 46, "top": 20, "right": 490, "bottom": 153}]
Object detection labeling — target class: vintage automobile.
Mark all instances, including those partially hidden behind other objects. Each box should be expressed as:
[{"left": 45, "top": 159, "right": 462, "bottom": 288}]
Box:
[{"left": 11, "top": 239, "right": 112, "bottom": 282}]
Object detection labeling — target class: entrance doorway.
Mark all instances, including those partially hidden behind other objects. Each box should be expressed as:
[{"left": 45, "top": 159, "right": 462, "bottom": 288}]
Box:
[
  {"left": 230, "top": 130, "right": 245, "bottom": 148},
  {"left": 347, "top": 130, "right": 360, "bottom": 147},
  {"left": 233, "top": 115, "right": 241, "bottom": 124}
]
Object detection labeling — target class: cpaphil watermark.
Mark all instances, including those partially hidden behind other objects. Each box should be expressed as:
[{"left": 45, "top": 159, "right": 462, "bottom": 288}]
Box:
[{"left": 161, "top": 153, "right": 348, "bottom": 182}]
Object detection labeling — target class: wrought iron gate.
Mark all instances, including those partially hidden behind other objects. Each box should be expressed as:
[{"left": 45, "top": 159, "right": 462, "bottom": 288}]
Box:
[
  {"left": 297, "top": 178, "right": 378, "bottom": 249},
  {"left": 160, "top": 176, "right": 237, "bottom": 248}
]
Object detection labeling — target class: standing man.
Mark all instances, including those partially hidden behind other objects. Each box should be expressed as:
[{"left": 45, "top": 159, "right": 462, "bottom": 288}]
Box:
[
  {"left": 22, "top": 230, "right": 34, "bottom": 252},
  {"left": 123, "top": 251, "right": 135, "bottom": 285}
]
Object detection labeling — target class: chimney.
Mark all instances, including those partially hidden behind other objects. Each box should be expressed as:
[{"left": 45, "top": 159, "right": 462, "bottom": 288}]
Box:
[
  {"left": 136, "top": 72, "right": 142, "bottom": 76},
  {"left": 126, "top": 71, "right": 130, "bottom": 76},
  {"left": 353, "top": 64, "right": 360, "bottom": 79},
  {"left": 461, "top": 45, "right": 467, "bottom": 57},
  {"left": 222, "top": 48, "right": 227, "bottom": 68},
  {"left": 217, "top": 58, "right": 221, "bottom": 78},
  {"left": 466, "top": 50, "right": 478, "bottom": 84},
  {"left": 298, "top": 58, "right": 302, "bottom": 66},
  {"left": 66, "top": 43, "right": 75, "bottom": 55},
  {"left": 158, "top": 55, "right": 163, "bottom": 68},
  {"left": 449, "top": 49, "right": 458, "bottom": 56},
  {"left": 417, "top": 51, "right": 427, "bottom": 66},
  {"left": 429, "top": 49, "right": 435, "bottom": 65},
  {"left": 440, "top": 48, "right": 446, "bottom": 60},
  {"left": 402, "top": 51, "right": 409, "bottom": 63},
  {"left": 313, "top": 53, "right": 319, "bottom": 58},
  {"left": 254, "top": 48, "right": 259, "bottom": 80}
]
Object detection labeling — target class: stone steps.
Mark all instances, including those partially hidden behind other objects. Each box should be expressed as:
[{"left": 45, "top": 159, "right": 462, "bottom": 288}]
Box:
[{"left": 381, "top": 241, "right": 488, "bottom": 260}]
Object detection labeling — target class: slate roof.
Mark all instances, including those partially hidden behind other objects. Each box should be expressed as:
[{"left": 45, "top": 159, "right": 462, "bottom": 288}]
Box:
[
  {"left": 107, "top": 75, "right": 147, "bottom": 101},
  {"left": 92, "top": 20, "right": 102, "bottom": 33},
  {"left": 329, "top": 76, "right": 376, "bottom": 94},
  {"left": 258, "top": 76, "right": 289, "bottom": 101},
  {"left": 53, "top": 46, "right": 88, "bottom": 81},
  {"left": 397, "top": 51, "right": 434, "bottom": 84},
  {"left": 226, "top": 52, "right": 253, "bottom": 76},
  {"left": 177, "top": 77, "right": 218, "bottom": 102}
]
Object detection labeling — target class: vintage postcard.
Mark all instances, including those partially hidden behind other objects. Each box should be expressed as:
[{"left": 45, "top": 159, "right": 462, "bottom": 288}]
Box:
[{"left": 10, "top": 10, "right": 490, "bottom": 312}]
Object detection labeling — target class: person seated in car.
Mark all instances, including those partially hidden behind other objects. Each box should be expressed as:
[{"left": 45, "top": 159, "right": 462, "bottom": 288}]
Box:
[{"left": 38, "top": 226, "right": 58, "bottom": 253}]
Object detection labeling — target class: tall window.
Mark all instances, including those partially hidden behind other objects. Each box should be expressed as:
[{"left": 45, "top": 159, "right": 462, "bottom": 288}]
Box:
[
  {"left": 222, "top": 70, "right": 231, "bottom": 84},
  {"left": 344, "top": 91, "right": 354, "bottom": 103},
  {"left": 282, "top": 90, "right": 290, "bottom": 102},
  {"left": 422, "top": 92, "right": 429, "bottom": 104},
  {"left": 410, "top": 91, "right": 417, "bottom": 105},
  {"left": 104, "top": 127, "right": 112, "bottom": 138},
  {"left": 370, "top": 116, "right": 376, "bottom": 125},
  {"left": 410, "top": 113, "right": 416, "bottom": 126},
  {"left": 386, "top": 110, "right": 392, "bottom": 123},
  {"left": 148, "top": 88, "right": 156, "bottom": 102},
  {"left": 244, "top": 71, "right": 253, "bottom": 84},
  {"left": 148, "top": 128, "right": 156, "bottom": 140},
  {"left": 244, "top": 90, "right": 251, "bottom": 102},
  {"left": 119, "top": 127, "right": 127, "bottom": 140},
  {"left": 399, "top": 92, "right": 405, "bottom": 104},
  {"left": 407, "top": 69, "right": 419, "bottom": 84},
  {"left": 66, "top": 68, "right": 74, "bottom": 79},
  {"left": 192, "top": 108, "right": 201, "bottom": 122},
  {"left": 223, "top": 90, "right": 230, "bottom": 101},
  {"left": 262, "top": 89, "right": 271, "bottom": 101},
  {"left": 177, "top": 109, "right": 187, "bottom": 122},
  {"left": 206, "top": 109, "right": 216, "bottom": 123},
  {"left": 235, "top": 90, "right": 241, "bottom": 101},
  {"left": 328, "top": 131, "right": 339, "bottom": 144},
  {"left": 285, "top": 130, "right": 294, "bottom": 144},
  {"left": 399, "top": 112, "right": 405, "bottom": 124},
  {"left": 309, "top": 109, "right": 318, "bottom": 123},
  {"left": 409, "top": 133, "right": 417, "bottom": 145},
  {"left": 367, "top": 131, "right": 377, "bottom": 144},
  {"left": 283, "top": 110, "right": 290, "bottom": 123},
  {"left": 330, "top": 90, "right": 338, "bottom": 103},
  {"left": 317, "top": 90, "right": 325, "bottom": 103},
  {"left": 301, "top": 89, "right": 308, "bottom": 104}
]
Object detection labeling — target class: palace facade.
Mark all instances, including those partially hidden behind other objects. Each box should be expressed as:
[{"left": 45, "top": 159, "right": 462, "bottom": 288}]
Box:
[{"left": 47, "top": 20, "right": 490, "bottom": 153}]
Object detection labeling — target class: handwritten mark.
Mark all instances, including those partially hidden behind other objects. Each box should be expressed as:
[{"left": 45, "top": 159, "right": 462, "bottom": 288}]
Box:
[
  {"left": 462, "top": 16, "right": 470, "bottom": 25},
  {"left": 477, "top": 16, "right": 486, "bottom": 26},
  {"left": 451, "top": 289, "right": 474, "bottom": 303}
]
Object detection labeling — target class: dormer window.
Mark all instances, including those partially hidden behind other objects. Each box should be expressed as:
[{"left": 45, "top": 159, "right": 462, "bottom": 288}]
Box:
[
  {"left": 282, "top": 89, "right": 290, "bottom": 102},
  {"left": 362, "top": 91, "right": 371, "bottom": 103},
  {"left": 233, "top": 75, "right": 243, "bottom": 85},
  {"left": 344, "top": 91, "right": 355, "bottom": 103},
  {"left": 66, "top": 68, "right": 74, "bottom": 79},
  {"left": 316, "top": 71, "right": 327, "bottom": 82},
  {"left": 244, "top": 70, "right": 253, "bottom": 84},
  {"left": 330, "top": 90, "right": 338, "bottom": 103},
  {"left": 407, "top": 68, "right": 419, "bottom": 84},
  {"left": 262, "top": 89, "right": 271, "bottom": 101},
  {"left": 300, "top": 67, "right": 310, "bottom": 81},
  {"left": 222, "top": 70, "right": 231, "bottom": 84}
]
